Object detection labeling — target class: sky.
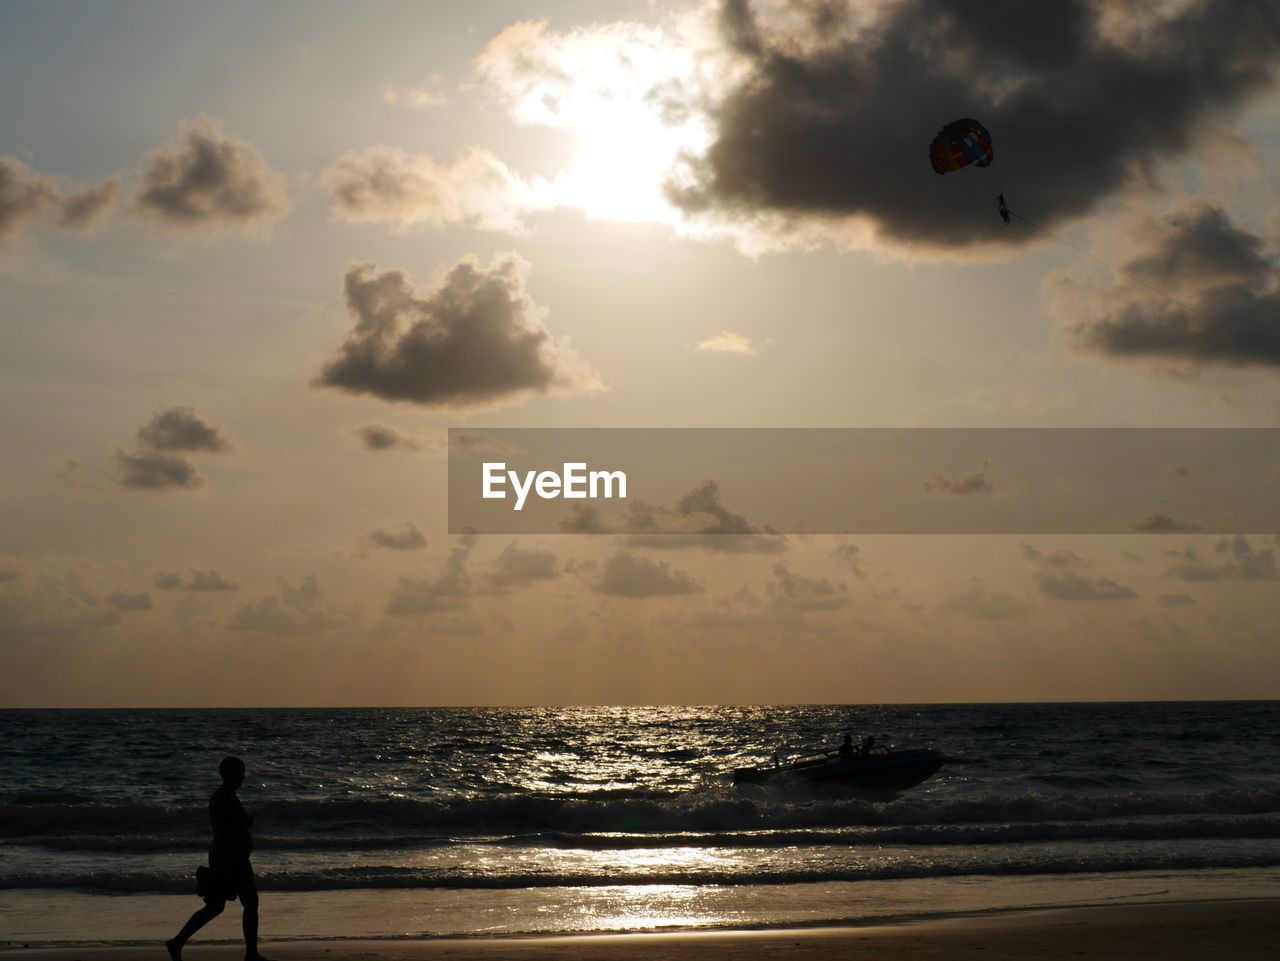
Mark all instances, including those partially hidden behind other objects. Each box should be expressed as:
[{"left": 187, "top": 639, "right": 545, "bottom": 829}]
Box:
[{"left": 2, "top": 0, "right": 1280, "bottom": 707}]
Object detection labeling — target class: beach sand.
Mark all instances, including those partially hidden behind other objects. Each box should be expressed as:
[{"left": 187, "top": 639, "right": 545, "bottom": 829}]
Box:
[{"left": 2, "top": 899, "right": 1274, "bottom": 961}]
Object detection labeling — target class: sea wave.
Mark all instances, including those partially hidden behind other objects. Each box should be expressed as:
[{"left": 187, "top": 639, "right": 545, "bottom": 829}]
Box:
[
  {"left": 6, "top": 786, "right": 1280, "bottom": 840},
  {"left": 5, "top": 849, "right": 1280, "bottom": 894}
]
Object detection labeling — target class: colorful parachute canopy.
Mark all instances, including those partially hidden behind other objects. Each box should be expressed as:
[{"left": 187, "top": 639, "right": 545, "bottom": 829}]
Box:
[{"left": 929, "top": 118, "right": 994, "bottom": 175}]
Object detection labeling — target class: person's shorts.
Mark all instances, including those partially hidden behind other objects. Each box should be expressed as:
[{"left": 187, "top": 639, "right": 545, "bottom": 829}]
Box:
[{"left": 202, "top": 858, "right": 255, "bottom": 905}]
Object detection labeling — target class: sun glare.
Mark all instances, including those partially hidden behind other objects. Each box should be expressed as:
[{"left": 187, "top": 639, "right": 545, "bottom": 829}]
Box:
[
  {"left": 478, "top": 18, "right": 713, "bottom": 226},
  {"left": 558, "top": 106, "right": 706, "bottom": 224}
]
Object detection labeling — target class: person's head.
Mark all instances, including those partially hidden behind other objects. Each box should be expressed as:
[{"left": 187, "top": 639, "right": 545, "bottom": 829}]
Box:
[
  {"left": 842, "top": 734, "right": 852, "bottom": 745},
  {"left": 218, "top": 755, "right": 246, "bottom": 788}
]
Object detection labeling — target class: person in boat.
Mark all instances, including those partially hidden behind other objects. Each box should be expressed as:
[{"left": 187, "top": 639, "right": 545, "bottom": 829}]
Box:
[
  {"left": 838, "top": 734, "right": 855, "bottom": 759},
  {"left": 860, "top": 734, "right": 877, "bottom": 757}
]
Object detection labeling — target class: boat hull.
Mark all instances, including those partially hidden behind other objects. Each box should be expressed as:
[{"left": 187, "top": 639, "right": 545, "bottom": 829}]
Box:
[{"left": 733, "top": 749, "right": 947, "bottom": 791}]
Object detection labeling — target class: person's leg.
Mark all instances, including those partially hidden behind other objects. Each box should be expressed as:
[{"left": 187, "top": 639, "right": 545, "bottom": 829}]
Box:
[
  {"left": 239, "top": 863, "right": 265, "bottom": 960},
  {"left": 167, "top": 900, "right": 225, "bottom": 960}
]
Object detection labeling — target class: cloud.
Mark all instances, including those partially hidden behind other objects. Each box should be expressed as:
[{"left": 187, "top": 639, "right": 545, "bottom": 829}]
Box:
[
  {"left": 59, "top": 177, "right": 120, "bottom": 232},
  {"left": 231, "top": 575, "right": 344, "bottom": 633},
  {"left": 1157, "top": 592, "right": 1196, "bottom": 608},
  {"left": 1020, "top": 544, "right": 1089, "bottom": 569},
  {"left": 830, "top": 543, "right": 864, "bottom": 577},
  {"left": 1037, "top": 570, "right": 1138, "bottom": 601},
  {"left": 2, "top": 159, "right": 121, "bottom": 246},
  {"left": 107, "top": 591, "right": 152, "bottom": 612},
  {"left": 132, "top": 116, "right": 289, "bottom": 234},
  {"left": 1052, "top": 205, "right": 1280, "bottom": 367},
  {"left": 380, "top": 73, "right": 447, "bottom": 107},
  {"left": 766, "top": 561, "right": 848, "bottom": 611},
  {"left": 926, "top": 461, "right": 993, "bottom": 495},
  {"left": 356, "top": 423, "right": 427, "bottom": 452},
  {"left": 939, "top": 581, "right": 1033, "bottom": 620},
  {"left": 1133, "top": 511, "right": 1202, "bottom": 533},
  {"left": 0, "top": 569, "right": 121, "bottom": 641},
  {"left": 315, "top": 254, "right": 600, "bottom": 411},
  {"left": 327, "top": 146, "right": 546, "bottom": 232},
  {"left": 114, "top": 450, "right": 200, "bottom": 490},
  {"left": 483, "top": 541, "right": 561, "bottom": 592},
  {"left": 594, "top": 551, "right": 703, "bottom": 598},
  {"left": 451, "top": 431, "right": 519, "bottom": 455},
  {"left": 1021, "top": 542, "right": 1137, "bottom": 600},
  {"left": 365, "top": 524, "right": 427, "bottom": 551},
  {"left": 1163, "top": 535, "right": 1277, "bottom": 582},
  {"left": 559, "top": 504, "right": 604, "bottom": 533},
  {"left": 137, "top": 406, "right": 231, "bottom": 452},
  {"left": 623, "top": 480, "right": 786, "bottom": 553},
  {"left": 671, "top": 0, "right": 1280, "bottom": 256},
  {"left": 385, "top": 534, "right": 476, "bottom": 616},
  {"left": 0, "top": 157, "right": 60, "bottom": 245},
  {"left": 153, "top": 569, "right": 239, "bottom": 592},
  {"left": 695, "top": 330, "right": 761, "bottom": 354}
]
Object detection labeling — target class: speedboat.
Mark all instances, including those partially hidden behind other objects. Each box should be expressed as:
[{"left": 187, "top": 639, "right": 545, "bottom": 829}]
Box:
[{"left": 733, "top": 747, "right": 948, "bottom": 791}]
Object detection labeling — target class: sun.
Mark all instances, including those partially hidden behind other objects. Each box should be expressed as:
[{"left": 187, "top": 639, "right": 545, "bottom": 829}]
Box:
[
  {"left": 557, "top": 103, "right": 708, "bottom": 225},
  {"left": 478, "top": 17, "right": 714, "bottom": 227}
]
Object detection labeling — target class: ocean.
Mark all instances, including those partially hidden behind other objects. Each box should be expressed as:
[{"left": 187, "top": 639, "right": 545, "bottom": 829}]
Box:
[{"left": 3, "top": 703, "right": 1279, "bottom": 943}]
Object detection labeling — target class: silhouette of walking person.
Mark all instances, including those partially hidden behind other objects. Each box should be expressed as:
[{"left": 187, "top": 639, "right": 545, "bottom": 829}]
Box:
[{"left": 167, "top": 756, "right": 270, "bottom": 961}]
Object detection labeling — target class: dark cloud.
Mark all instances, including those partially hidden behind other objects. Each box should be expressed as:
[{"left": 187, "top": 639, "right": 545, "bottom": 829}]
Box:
[
  {"left": 766, "top": 561, "right": 848, "bottom": 611},
  {"left": 183, "top": 569, "right": 240, "bottom": 592},
  {"left": 939, "top": 581, "right": 1033, "bottom": 620},
  {"left": 559, "top": 504, "right": 604, "bottom": 533},
  {"left": 1020, "top": 544, "right": 1089, "bottom": 569},
  {"left": 385, "top": 534, "right": 476, "bottom": 616},
  {"left": 673, "top": 0, "right": 1280, "bottom": 253},
  {"left": 137, "top": 407, "right": 231, "bottom": 453},
  {"left": 0, "top": 157, "right": 59, "bottom": 245},
  {"left": 1021, "top": 542, "right": 1136, "bottom": 600},
  {"left": 1057, "top": 206, "right": 1280, "bottom": 367},
  {"left": 483, "top": 541, "right": 560, "bottom": 592},
  {"left": 153, "top": 572, "right": 182, "bottom": 590},
  {"left": 231, "top": 575, "right": 343, "bottom": 633},
  {"left": 926, "top": 462, "right": 993, "bottom": 495},
  {"left": 830, "top": 544, "right": 864, "bottom": 576},
  {"left": 315, "top": 255, "right": 599, "bottom": 411},
  {"left": 114, "top": 450, "right": 200, "bottom": 490},
  {"left": 1037, "top": 570, "right": 1138, "bottom": 601},
  {"left": 594, "top": 551, "right": 703, "bottom": 598},
  {"left": 623, "top": 481, "right": 786, "bottom": 553},
  {"left": 107, "top": 591, "right": 152, "bottom": 612},
  {"left": 59, "top": 177, "right": 120, "bottom": 232},
  {"left": 132, "top": 116, "right": 289, "bottom": 233},
  {"left": 357, "top": 423, "right": 425, "bottom": 451},
  {"left": 1133, "top": 511, "right": 1202, "bottom": 533},
  {"left": 1163, "top": 535, "right": 1276, "bottom": 582},
  {"left": 365, "top": 524, "right": 427, "bottom": 551}
]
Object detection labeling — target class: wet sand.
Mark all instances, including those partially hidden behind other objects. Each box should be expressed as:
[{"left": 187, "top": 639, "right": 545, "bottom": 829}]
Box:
[{"left": 2, "top": 898, "right": 1274, "bottom": 961}]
